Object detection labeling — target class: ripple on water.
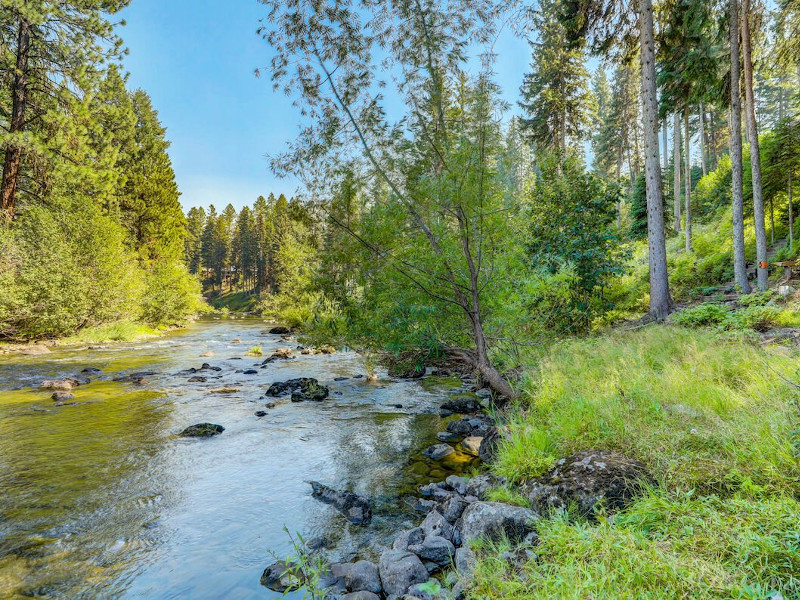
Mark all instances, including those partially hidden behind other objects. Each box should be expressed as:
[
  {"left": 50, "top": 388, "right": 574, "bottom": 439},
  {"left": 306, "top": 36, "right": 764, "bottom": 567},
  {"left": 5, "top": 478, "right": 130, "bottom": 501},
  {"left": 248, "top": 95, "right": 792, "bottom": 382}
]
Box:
[{"left": 0, "top": 317, "right": 478, "bottom": 599}]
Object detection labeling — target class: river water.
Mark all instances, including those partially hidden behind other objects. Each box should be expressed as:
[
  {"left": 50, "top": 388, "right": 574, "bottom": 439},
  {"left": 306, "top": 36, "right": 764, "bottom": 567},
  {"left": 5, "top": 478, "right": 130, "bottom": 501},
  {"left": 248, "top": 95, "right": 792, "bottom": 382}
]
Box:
[{"left": 0, "top": 317, "right": 476, "bottom": 599}]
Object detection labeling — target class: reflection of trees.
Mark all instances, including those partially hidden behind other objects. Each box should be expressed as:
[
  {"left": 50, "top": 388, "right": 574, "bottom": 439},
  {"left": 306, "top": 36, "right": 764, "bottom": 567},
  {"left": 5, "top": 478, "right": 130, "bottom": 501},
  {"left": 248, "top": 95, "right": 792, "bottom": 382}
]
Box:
[{"left": 0, "top": 384, "right": 171, "bottom": 597}]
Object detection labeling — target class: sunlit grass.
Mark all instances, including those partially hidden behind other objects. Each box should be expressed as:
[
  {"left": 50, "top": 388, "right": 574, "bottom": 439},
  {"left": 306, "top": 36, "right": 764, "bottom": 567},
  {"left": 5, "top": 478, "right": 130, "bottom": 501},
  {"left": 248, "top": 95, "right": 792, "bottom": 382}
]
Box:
[
  {"left": 498, "top": 325, "right": 800, "bottom": 495},
  {"left": 470, "top": 493, "right": 800, "bottom": 599}
]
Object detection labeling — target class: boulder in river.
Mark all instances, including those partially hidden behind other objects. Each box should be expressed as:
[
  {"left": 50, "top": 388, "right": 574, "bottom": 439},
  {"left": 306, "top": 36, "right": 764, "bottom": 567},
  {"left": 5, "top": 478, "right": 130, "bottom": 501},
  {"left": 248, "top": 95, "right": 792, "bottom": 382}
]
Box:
[
  {"left": 268, "top": 326, "right": 292, "bottom": 335},
  {"left": 460, "top": 436, "right": 483, "bottom": 456},
  {"left": 51, "top": 391, "right": 75, "bottom": 402},
  {"left": 260, "top": 560, "right": 300, "bottom": 592},
  {"left": 309, "top": 481, "right": 372, "bottom": 525},
  {"left": 342, "top": 560, "right": 382, "bottom": 594},
  {"left": 188, "top": 376, "right": 207, "bottom": 382},
  {"left": 267, "top": 378, "right": 329, "bottom": 401},
  {"left": 81, "top": 367, "right": 102, "bottom": 374},
  {"left": 40, "top": 377, "right": 85, "bottom": 391},
  {"left": 522, "top": 449, "right": 653, "bottom": 518},
  {"left": 340, "top": 592, "right": 380, "bottom": 600},
  {"left": 179, "top": 423, "right": 225, "bottom": 438},
  {"left": 440, "top": 395, "right": 482, "bottom": 414},
  {"left": 378, "top": 550, "right": 428, "bottom": 598},
  {"left": 423, "top": 444, "right": 455, "bottom": 460}
]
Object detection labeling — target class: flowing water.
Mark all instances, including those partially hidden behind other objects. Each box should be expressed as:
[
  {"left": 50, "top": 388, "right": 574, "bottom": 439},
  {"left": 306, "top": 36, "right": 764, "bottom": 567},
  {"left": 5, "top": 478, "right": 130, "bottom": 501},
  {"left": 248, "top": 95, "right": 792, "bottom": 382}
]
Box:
[{"left": 0, "top": 317, "right": 477, "bottom": 599}]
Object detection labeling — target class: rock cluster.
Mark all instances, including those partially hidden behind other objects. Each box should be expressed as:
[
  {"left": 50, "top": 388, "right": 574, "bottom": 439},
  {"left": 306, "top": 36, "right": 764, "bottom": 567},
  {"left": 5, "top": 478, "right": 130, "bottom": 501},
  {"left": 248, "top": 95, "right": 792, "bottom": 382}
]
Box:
[{"left": 266, "top": 377, "right": 329, "bottom": 402}]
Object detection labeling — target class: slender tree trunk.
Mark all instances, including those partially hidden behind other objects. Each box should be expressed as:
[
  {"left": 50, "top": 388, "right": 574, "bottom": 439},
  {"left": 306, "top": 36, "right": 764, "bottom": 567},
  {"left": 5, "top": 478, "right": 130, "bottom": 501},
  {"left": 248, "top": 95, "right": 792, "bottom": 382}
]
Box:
[
  {"left": 699, "top": 104, "right": 707, "bottom": 177},
  {"left": 1, "top": 17, "right": 31, "bottom": 221},
  {"left": 789, "top": 173, "right": 794, "bottom": 248},
  {"left": 674, "top": 112, "right": 681, "bottom": 232},
  {"left": 730, "top": 0, "right": 751, "bottom": 293},
  {"left": 616, "top": 143, "right": 623, "bottom": 229},
  {"left": 640, "top": 0, "right": 672, "bottom": 319},
  {"left": 662, "top": 118, "right": 669, "bottom": 174},
  {"left": 742, "top": 0, "right": 769, "bottom": 290},
  {"left": 709, "top": 110, "right": 719, "bottom": 170},
  {"left": 770, "top": 196, "right": 775, "bottom": 245},
  {"left": 684, "top": 105, "right": 693, "bottom": 252}
]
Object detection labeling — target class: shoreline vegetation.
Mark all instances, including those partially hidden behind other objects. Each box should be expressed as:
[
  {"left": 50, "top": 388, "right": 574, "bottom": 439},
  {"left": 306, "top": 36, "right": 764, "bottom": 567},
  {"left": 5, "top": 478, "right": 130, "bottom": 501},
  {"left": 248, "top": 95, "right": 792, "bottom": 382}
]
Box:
[{"left": 3, "top": 0, "right": 800, "bottom": 598}]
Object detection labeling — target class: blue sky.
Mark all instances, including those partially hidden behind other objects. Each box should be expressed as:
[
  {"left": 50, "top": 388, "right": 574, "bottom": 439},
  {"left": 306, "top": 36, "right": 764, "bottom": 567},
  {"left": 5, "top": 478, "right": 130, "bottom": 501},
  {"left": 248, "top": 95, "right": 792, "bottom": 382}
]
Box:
[{"left": 118, "top": 0, "right": 530, "bottom": 211}]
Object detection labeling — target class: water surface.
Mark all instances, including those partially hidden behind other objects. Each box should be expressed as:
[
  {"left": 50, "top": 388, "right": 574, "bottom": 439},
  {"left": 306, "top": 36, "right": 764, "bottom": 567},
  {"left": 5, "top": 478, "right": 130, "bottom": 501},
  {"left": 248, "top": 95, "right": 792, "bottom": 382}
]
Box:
[{"left": 0, "top": 317, "right": 475, "bottom": 599}]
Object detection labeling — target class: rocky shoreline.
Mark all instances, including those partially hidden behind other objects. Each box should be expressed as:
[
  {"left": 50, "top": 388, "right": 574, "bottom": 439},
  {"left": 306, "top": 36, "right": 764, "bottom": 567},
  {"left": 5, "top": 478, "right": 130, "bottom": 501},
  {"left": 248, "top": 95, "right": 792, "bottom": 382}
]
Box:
[{"left": 258, "top": 365, "right": 653, "bottom": 600}]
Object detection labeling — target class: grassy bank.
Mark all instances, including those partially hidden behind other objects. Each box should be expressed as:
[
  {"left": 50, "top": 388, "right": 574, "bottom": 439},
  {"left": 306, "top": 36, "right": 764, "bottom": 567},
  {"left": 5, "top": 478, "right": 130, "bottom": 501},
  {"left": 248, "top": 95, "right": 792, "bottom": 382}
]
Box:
[{"left": 471, "top": 325, "right": 800, "bottom": 599}]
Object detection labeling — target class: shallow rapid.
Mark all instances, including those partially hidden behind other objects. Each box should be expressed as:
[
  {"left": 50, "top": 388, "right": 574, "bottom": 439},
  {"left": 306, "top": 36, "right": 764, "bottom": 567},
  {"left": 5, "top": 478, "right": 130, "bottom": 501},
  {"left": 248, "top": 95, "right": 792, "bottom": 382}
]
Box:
[{"left": 0, "top": 317, "right": 476, "bottom": 599}]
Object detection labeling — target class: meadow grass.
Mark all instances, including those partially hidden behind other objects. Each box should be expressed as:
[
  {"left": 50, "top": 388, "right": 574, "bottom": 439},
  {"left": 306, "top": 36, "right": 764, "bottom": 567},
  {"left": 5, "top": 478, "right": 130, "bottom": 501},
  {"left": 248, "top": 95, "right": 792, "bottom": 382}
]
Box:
[
  {"left": 494, "top": 326, "right": 800, "bottom": 495},
  {"left": 472, "top": 325, "right": 800, "bottom": 598},
  {"left": 470, "top": 493, "right": 800, "bottom": 599},
  {"left": 61, "top": 320, "right": 161, "bottom": 344}
]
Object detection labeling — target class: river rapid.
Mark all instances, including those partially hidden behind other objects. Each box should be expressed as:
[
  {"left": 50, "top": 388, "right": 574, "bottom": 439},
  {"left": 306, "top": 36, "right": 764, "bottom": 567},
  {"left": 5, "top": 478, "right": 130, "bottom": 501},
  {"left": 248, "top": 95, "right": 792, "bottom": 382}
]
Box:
[{"left": 0, "top": 317, "right": 477, "bottom": 599}]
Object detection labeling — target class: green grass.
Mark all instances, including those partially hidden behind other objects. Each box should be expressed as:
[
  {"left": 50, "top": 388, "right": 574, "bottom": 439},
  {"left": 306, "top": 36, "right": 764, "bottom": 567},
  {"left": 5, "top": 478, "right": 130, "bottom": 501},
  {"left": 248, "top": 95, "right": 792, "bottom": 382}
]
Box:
[
  {"left": 470, "top": 492, "right": 800, "bottom": 599},
  {"left": 60, "top": 321, "right": 161, "bottom": 344},
  {"left": 472, "top": 325, "right": 800, "bottom": 598},
  {"left": 207, "top": 290, "right": 259, "bottom": 312},
  {"left": 496, "top": 326, "right": 800, "bottom": 494}
]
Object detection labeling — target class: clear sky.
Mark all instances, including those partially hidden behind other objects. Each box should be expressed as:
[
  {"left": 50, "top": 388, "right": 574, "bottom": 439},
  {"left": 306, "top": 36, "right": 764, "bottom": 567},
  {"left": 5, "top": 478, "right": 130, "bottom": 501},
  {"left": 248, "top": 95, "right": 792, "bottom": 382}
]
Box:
[{"left": 118, "top": 0, "right": 530, "bottom": 212}]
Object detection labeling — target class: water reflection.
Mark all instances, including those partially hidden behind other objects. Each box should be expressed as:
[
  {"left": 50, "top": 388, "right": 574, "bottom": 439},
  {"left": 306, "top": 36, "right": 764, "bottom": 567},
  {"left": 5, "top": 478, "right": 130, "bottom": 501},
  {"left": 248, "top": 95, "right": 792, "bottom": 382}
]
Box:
[{"left": 0, "top": 318, "right": 476, "bottom": 598}]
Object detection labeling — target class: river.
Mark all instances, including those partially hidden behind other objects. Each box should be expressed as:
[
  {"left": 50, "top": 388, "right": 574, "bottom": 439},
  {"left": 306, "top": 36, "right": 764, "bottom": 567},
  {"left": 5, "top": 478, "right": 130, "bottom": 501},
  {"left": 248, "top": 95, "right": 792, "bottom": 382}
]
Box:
[{"left": 0, "top": 317, "right": 476, "bottom": 599}]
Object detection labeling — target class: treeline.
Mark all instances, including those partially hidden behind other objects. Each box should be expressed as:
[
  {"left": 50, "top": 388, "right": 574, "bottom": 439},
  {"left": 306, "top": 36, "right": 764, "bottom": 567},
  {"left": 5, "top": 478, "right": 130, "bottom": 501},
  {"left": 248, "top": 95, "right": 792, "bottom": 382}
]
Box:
[
  {"left": 0, "top": 2, "right": 204, "bottom": 341},
  {"left": 254, "top": 0, "right": 800, "bottom": 397},
  {"left": 184, "top": 194, "right": 318, "bottom": 300}
]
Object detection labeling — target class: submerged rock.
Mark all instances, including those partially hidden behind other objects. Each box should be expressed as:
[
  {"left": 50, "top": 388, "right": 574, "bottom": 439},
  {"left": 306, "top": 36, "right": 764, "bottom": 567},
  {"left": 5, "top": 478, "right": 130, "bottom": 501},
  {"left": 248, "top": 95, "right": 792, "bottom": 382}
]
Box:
[
  {"left": 179, "top": 423, "right": 225, "bottom": 438},
  {"left": 460, "top": 436, "right": 483, "bottom": 456},
  {"left": 51, "top": 391, "right": 75, "bottom": 402},
  {"left": 309, "top": 481, "right": 372, "bottom": 525},
  {"left": 81, "top": 367, "right": 102, "bottom": 374},
  {"left": 523, "top": 450, "right": 653, "bottom": 518},
  {"left": 188, "top": 376, "right": 207, "bottom": 382}
]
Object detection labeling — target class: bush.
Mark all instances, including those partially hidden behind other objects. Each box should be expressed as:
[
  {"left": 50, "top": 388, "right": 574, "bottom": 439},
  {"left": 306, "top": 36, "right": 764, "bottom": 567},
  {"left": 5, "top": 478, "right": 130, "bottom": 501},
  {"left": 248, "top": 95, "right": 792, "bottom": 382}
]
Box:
[
  {"left": 140, "top": 260, "right": 207, "bottom": 326},
  {"left": 671, "top": 304, "right": 731, "bottom": 328},
  {"left": 0, "top": 198, "right": 143, "bottom": 339}
]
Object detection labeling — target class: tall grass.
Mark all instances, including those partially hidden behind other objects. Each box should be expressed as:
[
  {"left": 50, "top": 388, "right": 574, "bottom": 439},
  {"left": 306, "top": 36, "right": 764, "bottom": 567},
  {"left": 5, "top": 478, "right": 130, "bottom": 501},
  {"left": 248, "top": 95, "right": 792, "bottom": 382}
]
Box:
[{"left": 495, "top": 326, "right": 800, "bottom": 495}]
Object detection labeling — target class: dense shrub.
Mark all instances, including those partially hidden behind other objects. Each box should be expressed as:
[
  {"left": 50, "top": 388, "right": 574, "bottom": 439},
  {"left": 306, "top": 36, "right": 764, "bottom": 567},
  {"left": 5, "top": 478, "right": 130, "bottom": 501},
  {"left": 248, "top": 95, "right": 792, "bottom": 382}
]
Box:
[
  {"left": 140, "top": 260, "right": 207, "bottom": 326},
  {"left": 0, "top": 198, "right": 143, "bottom": 339}
]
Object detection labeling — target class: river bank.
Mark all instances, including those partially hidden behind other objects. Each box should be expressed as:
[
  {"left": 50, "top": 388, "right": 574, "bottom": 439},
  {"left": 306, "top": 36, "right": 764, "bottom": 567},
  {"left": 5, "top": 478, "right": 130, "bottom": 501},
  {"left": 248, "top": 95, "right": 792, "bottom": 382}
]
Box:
[{"left": 0, "top": 317, "right": 484, "bottom": 598}]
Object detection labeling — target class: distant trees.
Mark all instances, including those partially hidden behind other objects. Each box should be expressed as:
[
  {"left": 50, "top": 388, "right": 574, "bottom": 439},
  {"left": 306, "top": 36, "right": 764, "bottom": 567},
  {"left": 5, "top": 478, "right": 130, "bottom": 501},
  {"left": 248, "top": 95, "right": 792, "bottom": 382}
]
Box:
[
  {"left": 519, "top": 0, "right": 592, "bottom": 166},
  {"left": 186, "top": 194, "right": 315, "bottom": 297}
]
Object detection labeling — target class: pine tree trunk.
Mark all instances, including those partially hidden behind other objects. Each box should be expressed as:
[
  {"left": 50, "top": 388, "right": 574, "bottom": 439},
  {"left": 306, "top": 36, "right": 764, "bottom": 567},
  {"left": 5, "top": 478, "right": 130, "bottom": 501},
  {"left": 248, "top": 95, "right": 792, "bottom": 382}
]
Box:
[
  {"left": 709, "top": 110, "right": 719, "bottom": 170},
  {"left": 662, "top": 119, "right": 669, "bottom": 174},
  {"left": 730, "top": 0, "right": 751, "bottom": 294},
  {"left": 1, "top": 17, "right": 31, "bottom": 222},
  {"left": 742, "top": 0, "right": 769, "bottom": 291},
  {"left": 699, "top": 104, "right": 707, "bottom": 177},
  {"left": 674, "top": 112, "right": 681, "bottom": 232},
  {"left": 789, "top": 173, "right": 794, "bottom": 249},
  {"left": 639, "top": 0, "right": 673, "bottom": 319},
  {"left": 616, "top": 143, "right": 623, "bottom": 229},
  {"left": 684, "top": 106, "right": 693, "bottom": 252},
  {"left": 770, "top": 196, "right": 775, "bottom": 245}
]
